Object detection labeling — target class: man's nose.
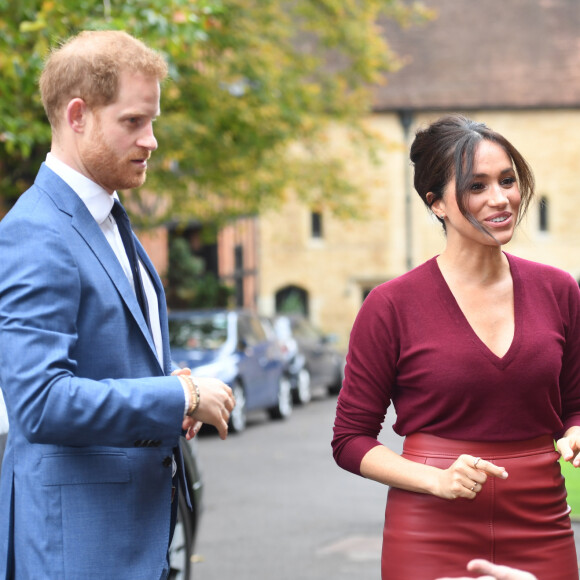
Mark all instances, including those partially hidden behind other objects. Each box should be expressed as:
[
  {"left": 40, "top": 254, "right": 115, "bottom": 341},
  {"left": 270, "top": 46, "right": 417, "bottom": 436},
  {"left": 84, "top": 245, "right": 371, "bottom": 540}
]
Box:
[{"left": 138, "top": 125, "right": 158, "bottom": 151}]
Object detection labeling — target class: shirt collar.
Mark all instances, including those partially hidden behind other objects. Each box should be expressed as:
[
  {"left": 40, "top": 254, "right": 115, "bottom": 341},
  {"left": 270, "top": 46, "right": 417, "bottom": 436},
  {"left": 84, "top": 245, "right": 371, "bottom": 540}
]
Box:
[{"left": 45, "top": 153, "right": 117, "bottom": 224}]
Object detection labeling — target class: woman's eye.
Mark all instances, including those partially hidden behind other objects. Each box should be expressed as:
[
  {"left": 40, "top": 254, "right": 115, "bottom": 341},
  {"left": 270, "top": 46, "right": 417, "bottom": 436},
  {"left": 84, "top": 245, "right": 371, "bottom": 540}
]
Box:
[
  {"left": 501, "top": 177, "right": 516, "bottom": 186},
  {"left": 470, "top": 182, "right": 485, "bottom": 191}
]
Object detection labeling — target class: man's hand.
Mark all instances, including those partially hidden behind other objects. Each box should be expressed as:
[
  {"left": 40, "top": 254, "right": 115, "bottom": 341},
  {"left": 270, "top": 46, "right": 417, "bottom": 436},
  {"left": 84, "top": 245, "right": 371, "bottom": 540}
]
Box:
[
  {"left": 181, "top": 416, "right": 204, "bottom": 440},
  {"left": 434, "top": 558, "right": 537, "bottom": 580},
  {"left": 189, "top": 377, "right": 235, "bottom": 440},
  {"left": 175, "top": 368, "right": 235, "bottom": 440}
]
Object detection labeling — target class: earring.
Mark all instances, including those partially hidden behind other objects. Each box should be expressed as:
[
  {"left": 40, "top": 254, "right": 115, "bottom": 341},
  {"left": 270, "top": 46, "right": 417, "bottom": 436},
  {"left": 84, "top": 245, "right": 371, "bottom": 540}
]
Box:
[{"left": 438, "top": 214, "right": 446, "bottom": 220}]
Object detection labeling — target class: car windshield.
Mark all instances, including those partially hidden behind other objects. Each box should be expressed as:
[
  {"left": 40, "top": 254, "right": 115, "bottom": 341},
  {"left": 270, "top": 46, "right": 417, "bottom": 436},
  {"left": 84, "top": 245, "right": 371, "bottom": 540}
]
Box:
[
  {"left": 291, "top": 317, "right": 321, "bottom": 340},
  {"left": 169, "top": 313, "right": 229, "bottom": 351}
]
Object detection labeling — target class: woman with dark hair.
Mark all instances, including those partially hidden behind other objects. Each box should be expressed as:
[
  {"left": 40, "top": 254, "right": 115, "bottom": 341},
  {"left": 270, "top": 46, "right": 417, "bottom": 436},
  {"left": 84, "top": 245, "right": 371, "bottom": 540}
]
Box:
[{"left": 332, "top": 114, "right": 580, "bottom": 580}]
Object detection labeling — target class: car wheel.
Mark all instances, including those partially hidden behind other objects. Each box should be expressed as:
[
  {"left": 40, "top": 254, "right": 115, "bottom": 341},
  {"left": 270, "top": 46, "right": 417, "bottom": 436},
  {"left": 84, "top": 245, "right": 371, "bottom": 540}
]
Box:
[
  {"left": 229, "top": 381, "right": 247, "bottom": 433},
  {"left": 292, "top": 368, "right": 312, "bottom": 405},
  {"left": 327, "top": 364, "right": 345, "bottom": 396},
  {"left": 269, "top": 375, "right": 293, "bottom": 420},
  {"left": 168, "top": 490, "right": 193, "bottom": 580}
]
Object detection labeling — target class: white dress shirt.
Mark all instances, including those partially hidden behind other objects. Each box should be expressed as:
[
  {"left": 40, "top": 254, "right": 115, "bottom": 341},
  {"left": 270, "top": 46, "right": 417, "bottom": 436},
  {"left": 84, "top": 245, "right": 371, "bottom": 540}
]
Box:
[{"left": 45, "top": 153, "right": 165, "bottom": 366}]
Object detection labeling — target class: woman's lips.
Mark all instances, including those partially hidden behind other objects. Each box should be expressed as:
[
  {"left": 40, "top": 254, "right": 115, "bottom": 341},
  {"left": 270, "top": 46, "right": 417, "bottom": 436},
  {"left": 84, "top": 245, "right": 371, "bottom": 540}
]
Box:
[{"left": 484, "top": 212, "right": 513, "bottom": 228}]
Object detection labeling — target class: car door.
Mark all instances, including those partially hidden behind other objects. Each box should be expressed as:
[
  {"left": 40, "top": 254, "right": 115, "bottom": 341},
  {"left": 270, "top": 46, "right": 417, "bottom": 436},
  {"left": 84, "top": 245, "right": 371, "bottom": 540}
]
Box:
[
  {"left": 292, "top": 317, "right": 338, "bottom": 387},
  {"left": 236, "top": 313, "right": 279, "bottom": 409}
]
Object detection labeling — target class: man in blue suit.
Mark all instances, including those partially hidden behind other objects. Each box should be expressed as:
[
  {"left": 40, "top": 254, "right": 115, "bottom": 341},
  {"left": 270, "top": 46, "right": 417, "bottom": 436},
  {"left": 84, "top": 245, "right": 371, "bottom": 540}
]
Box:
[{"left": 0, "top": 30, "right": 235, "bottom": 579}]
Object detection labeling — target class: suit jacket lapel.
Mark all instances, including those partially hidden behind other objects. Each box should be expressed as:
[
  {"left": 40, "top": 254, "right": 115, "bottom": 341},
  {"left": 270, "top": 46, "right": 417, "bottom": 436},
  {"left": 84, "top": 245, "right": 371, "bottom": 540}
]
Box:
[
  {"left": 135, "top": 240, "right": 173, "bottom": 375},
  {"left": 35, "top": 165, "right": 162, "bottom": 367}
]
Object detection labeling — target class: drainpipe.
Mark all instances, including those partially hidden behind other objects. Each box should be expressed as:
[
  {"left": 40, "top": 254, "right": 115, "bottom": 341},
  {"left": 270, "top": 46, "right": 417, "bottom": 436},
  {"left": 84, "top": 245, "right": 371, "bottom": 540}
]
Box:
[{"left": 398, "top": 109, "right": 414, "bottom": 271}]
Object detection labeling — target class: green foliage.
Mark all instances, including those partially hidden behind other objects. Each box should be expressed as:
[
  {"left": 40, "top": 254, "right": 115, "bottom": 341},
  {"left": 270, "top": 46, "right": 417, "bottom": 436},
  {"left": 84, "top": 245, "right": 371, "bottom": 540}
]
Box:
[
  {"left": 166, "top": 237, "right": 232, "bottom": 308},
  {"left": 561, "top": 458, "right": 580, "bottom": 520},
  {"left": 0, "top": 0, "right": 432, "bottom": 222},
  {"left": 278, "top": 290, "right": 307, "bottom": 316}
]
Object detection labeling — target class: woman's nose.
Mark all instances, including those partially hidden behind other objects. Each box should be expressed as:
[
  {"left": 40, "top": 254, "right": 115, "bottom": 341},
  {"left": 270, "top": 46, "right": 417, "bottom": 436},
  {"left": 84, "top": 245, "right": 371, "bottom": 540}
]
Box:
[{"left": 489, "top": 184, "right": 509, "bottom": 206}]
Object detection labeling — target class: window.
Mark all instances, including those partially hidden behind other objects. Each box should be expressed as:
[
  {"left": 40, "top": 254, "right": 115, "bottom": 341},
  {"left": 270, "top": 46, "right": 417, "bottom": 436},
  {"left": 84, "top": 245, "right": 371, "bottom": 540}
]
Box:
[
  {"left": 311, "top": 211, "right": 323, "bottom": 239},
  {"left": 539, "top": 196, "right": 549, "bottom": 232},
  {"left": 237, "top": 313, "right": 266, "bottom": 347},
  {"left": 168, "top": 312, "right": 228, "bottom": 350},
  {"left": 234, "top": 245, "right": 244, "bottom": 307}
]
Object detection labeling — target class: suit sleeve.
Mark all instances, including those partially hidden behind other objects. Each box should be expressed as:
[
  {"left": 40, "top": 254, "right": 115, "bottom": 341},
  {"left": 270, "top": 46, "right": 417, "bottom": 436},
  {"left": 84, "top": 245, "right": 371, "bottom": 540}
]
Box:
[{"left": 0, "top": 196, "right": 185, "bottom": 448}]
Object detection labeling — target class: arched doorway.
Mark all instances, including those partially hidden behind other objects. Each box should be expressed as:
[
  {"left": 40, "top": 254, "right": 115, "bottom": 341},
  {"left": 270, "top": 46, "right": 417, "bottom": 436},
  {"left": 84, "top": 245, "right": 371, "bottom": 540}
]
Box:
[{"left": 275, "top": 285, "right": 309, "bottom": 317}]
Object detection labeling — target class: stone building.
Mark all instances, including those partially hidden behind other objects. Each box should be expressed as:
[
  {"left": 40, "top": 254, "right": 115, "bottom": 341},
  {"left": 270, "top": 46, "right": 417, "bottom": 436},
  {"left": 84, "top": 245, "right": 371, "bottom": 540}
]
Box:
[{"left": 238, "top": 0, "right": 580, "bottom": 347}]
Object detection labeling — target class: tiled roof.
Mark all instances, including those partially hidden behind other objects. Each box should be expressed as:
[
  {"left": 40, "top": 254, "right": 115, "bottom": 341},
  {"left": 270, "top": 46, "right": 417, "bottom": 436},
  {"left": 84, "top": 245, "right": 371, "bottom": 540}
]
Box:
[{"left": 374, "top": 0, "right": 580, "bottom": 111}]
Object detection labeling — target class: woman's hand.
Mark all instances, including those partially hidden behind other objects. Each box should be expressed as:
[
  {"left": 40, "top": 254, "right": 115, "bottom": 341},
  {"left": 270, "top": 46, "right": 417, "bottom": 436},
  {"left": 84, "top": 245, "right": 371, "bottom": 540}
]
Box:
[
  {"left": 360, "top": 446, "right": 507, "bottom": 499},
  {"left": 556, "top": 426, "right": 580, "bottom": 467},
  {"left": 434, "top": 558, "right": 537, "bottom": 580},
  {"left": 432, "top": 455, "right": 508, "bottom": 500}
]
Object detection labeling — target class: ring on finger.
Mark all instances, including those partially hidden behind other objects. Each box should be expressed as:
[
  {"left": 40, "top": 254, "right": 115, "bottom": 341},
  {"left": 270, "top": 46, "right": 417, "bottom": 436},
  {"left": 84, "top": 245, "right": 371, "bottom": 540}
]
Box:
[{"left": 473, "top": 456, "right": 482, "bottom": 468}]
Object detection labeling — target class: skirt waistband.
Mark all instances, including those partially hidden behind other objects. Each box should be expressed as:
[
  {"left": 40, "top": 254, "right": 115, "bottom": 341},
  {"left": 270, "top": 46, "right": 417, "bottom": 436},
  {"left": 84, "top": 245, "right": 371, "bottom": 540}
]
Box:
[{"left": 403, "top": 432, "right": 555, "bottom": 459}]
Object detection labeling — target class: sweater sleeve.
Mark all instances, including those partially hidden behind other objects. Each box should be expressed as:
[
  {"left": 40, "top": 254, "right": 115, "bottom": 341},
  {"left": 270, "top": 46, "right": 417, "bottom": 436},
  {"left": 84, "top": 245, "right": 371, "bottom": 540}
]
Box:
[
  {"left": 557, "top": 274, "right": 580, "bottom": 436},
  {"left": 332, "top": 286, "right": 397, "bottom": 475}
]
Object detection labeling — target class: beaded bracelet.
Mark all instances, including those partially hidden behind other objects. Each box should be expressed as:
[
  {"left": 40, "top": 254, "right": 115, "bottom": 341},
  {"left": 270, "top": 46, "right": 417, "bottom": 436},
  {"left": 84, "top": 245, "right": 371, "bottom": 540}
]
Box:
[{"left": 181, "top": 375, "right": 200, "bottom": 417}]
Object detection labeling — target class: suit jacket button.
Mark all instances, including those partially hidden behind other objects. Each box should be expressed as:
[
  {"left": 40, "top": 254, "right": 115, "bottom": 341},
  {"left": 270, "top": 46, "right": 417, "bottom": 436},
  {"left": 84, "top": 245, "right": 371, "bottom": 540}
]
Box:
[{"left": 162, "top": 456, "right": 172, "bottom": 468}]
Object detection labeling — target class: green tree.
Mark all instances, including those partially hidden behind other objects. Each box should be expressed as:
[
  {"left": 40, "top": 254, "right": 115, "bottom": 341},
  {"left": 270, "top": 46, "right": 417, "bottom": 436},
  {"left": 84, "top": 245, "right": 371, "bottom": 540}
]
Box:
[
  {"left": 166, "top": 237, "right": 232, "bottom": 308},
  {"left": 0, "top": 0, "right": 431, "bottom": 224}
]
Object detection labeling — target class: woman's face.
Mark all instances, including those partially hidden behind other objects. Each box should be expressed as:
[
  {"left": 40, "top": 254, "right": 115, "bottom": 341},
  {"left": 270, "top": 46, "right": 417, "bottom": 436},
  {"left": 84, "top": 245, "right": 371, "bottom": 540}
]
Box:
[{"left": 433, "top": 140, "right": 521, "bottom": 249}]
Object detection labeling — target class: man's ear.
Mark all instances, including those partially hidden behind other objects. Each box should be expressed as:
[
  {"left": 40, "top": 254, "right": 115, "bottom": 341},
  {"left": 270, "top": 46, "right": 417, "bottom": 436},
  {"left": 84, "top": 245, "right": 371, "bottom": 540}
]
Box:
[{"left": 66, "top": 98, "right": 88, "bottom": 133}]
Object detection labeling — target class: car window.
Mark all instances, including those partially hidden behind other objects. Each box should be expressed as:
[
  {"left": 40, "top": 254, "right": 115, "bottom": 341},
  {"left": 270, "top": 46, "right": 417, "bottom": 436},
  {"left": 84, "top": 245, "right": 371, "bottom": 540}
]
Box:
[
  {"left": 249, "top": 317, "right": 266, "bottom": 342},
  {"left": 273, "top": 317, "right": 292, "bottom": 341},
  {"left": 259, "top": 317, "right": 276, "bottom": 341},
  {"left": 237, "top": 314, "right": 266, "bottom": 346},
  {"left": 291, "top": 318, "right": 320, "bottom": 340},
  {"left": 168, "top": 313, "right": 228, "bottom": 350}
]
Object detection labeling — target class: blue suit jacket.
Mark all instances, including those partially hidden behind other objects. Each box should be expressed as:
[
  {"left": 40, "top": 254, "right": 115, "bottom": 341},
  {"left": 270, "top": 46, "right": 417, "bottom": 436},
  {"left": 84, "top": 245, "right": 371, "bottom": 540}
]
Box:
[{"left": 0, "top": 164, "right": 187, "bottom": 579}]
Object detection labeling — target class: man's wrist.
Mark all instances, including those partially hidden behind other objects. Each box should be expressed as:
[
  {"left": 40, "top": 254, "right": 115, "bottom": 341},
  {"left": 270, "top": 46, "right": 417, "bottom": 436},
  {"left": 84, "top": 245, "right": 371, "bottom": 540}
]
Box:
[{"left": 179, "top": 375, "right": 201, "bottom": 417}]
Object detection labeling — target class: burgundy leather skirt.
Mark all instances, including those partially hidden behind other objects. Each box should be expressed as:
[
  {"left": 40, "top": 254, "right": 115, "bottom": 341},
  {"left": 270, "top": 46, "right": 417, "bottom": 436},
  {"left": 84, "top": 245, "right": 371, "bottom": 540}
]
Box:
[{"left": 382, "top": 433, "right": 578, "bottom": 580}]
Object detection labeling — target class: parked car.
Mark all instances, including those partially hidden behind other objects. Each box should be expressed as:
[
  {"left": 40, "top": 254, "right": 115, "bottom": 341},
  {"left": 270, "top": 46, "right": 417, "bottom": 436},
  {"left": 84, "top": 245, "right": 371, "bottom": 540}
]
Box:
[
  {"left": 260, "top": 316, "right": 311, "bottom": 405},
  {"left": 169, "top": 437, "right": 204, "bottom": 580},
  {"left": 0, "top": 388, "right": 201, "bottom": 580},
  {"left": 169, "top": 309, "right": 292, "bottom": 433},
  {"left": 271, "top": 314, "right": 345, "bottom": 399}
]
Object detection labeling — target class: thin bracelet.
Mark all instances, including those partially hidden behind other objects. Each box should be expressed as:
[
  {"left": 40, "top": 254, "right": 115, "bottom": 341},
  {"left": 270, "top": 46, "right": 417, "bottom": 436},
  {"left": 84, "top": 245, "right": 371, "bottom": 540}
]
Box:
[{"left": 181, "top": 376, "right": 200, "bottom": 416}]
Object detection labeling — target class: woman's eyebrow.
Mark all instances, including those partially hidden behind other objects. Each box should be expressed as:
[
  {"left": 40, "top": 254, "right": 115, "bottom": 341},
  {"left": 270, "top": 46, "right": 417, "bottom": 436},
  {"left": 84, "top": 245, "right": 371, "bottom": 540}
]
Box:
[{"left": 472, "top": 167, "right": 515, "bottom": 178}]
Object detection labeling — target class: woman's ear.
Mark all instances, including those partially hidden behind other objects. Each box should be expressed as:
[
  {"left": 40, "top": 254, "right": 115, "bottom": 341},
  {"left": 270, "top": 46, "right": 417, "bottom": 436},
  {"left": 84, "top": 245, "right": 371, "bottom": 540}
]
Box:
[{"left": 427, "top": 192, "right": 446, "bottom": 221}]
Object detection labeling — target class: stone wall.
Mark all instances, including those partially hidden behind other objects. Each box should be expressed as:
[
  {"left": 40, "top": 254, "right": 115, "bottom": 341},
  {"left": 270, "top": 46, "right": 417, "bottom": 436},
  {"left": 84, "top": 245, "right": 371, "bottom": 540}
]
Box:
[{"left": 257, "top": 109, "right": 580, "bottom": 347}]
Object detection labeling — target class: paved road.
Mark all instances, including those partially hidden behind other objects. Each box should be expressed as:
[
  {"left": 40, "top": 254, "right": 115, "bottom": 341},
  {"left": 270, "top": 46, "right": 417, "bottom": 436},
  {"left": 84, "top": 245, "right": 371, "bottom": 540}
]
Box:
[
  {"left": 190, "top": 391, "right": 580, "bottom": 579},
  {"left": 191, "top": 391, "right": 390, "bottom": 580}
]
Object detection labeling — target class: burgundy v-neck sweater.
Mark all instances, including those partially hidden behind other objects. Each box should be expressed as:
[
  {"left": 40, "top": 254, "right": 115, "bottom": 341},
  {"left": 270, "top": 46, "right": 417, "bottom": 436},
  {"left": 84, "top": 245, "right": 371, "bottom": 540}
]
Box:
[{"left": 332, "top": 254, "right": 580, "bottom": 476}]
